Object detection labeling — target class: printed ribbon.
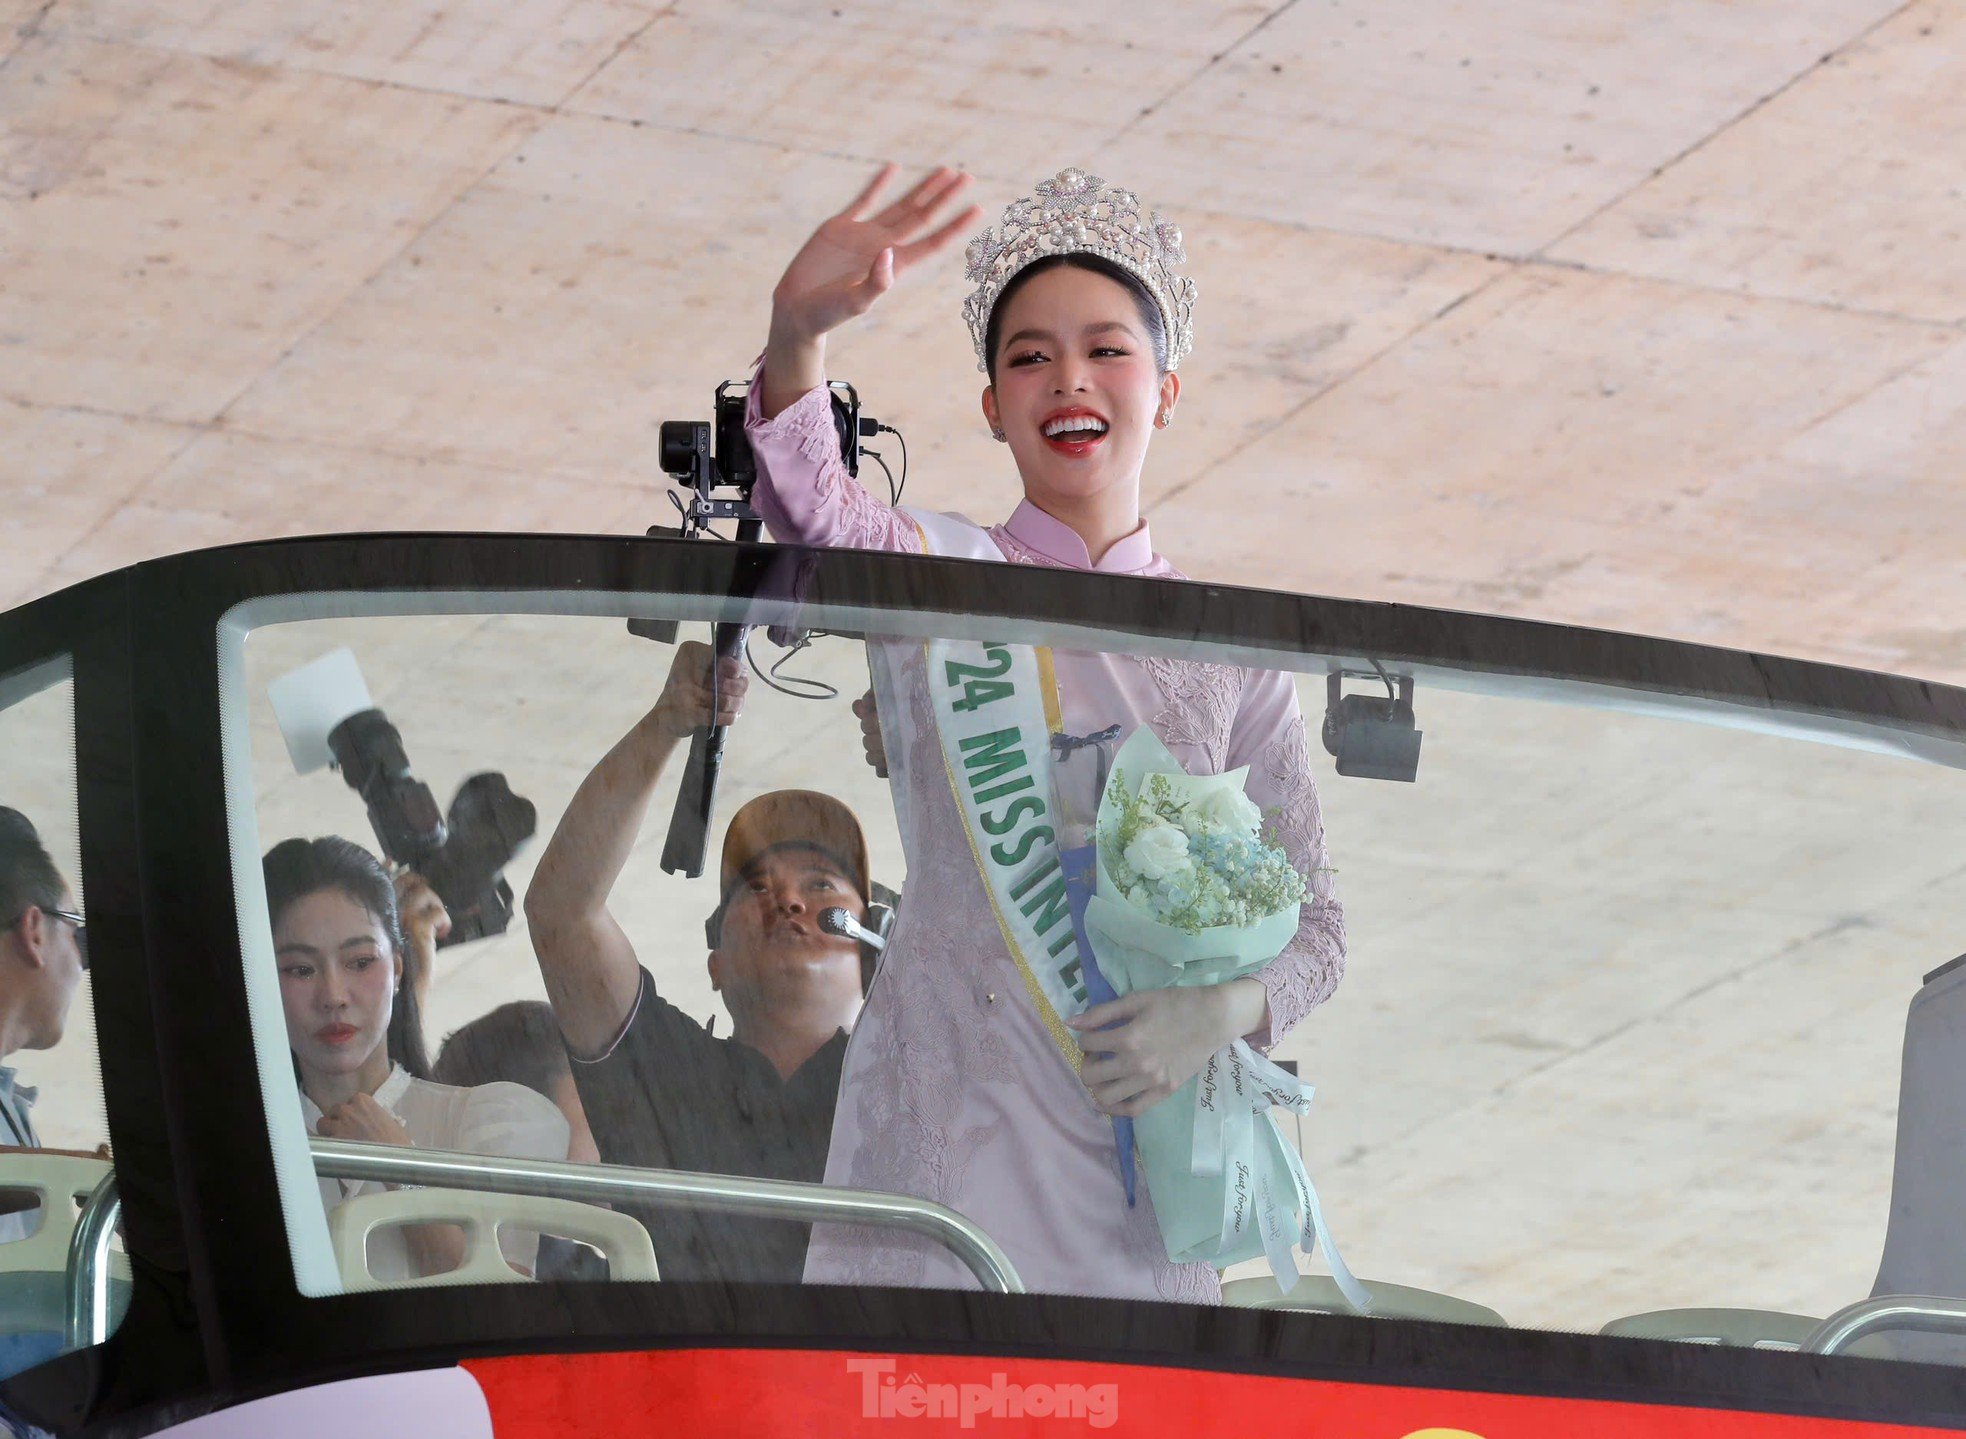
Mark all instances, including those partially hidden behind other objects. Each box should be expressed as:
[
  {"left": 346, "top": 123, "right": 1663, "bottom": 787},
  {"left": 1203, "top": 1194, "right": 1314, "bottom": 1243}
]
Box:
[{"left": 1194, "top": 1039, "right": 1370, "bottom": 1311}]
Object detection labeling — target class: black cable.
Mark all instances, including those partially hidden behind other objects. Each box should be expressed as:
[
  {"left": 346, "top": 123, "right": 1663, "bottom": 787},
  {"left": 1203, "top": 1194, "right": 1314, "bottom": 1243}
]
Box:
[
  {"left": 745, "top": 630, "right": 839, "bottom": 701},
  {"left": 879, "top": 423, "right": 908, "bottom": 505},
  {"left": 862, "top": 448, "right": 899, "bottom": 507}
]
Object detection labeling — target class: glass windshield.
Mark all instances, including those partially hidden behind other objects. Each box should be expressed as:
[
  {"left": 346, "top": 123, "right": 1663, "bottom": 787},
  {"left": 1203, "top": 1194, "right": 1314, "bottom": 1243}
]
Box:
[
  {"left": 221, "top": 580, "right": 1966, "bottom": 1366},
  {"left": 0, "top": 657, "right": 127, "bottom": 1384}
]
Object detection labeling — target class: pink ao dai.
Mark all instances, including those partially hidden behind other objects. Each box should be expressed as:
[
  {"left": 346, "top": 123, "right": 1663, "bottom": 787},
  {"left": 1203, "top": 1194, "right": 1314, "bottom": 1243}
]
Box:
[{"left": 745, "top": 379, "right": 1346, "bottom": 1304}]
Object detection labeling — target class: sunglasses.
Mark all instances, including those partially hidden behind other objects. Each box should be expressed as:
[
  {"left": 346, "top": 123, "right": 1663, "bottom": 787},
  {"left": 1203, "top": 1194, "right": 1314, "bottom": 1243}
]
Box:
[
  {"left": 48, "top": 909, "right": 88, "bottom": 970},
  {"left": 8, "top": 907, "right": 88, "bottom": 970}
]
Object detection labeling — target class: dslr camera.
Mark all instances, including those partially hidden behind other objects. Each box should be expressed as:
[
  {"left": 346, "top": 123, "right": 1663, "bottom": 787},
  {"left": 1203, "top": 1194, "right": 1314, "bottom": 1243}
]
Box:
[
  {"left": 268, "top": 649, "right": 537, "bottom": 946},
  {"left": 327, "top": 710, "right": 537, "bottom": 946}
]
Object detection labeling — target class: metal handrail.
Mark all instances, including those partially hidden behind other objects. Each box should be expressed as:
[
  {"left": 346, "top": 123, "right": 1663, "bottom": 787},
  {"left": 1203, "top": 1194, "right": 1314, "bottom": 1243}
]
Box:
[
  {"left": 310, "top": 1138, "right": 1024, "bottom": 1294},
  {"left": 63, "top": 1173, "right": 121, "bottom": 1350},
  {"left": 1805, "top": 1295, "right": 1966, "bottom": 1355}
]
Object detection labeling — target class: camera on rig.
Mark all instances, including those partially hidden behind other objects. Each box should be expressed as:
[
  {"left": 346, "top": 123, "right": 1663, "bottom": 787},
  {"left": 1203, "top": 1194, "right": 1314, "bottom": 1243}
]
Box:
[
  {"left": 657, "top": 379, "right": 873, "bottom": 539},
  {"left": 326, "top": 709, "right": 538, "bottom": 947},
  {"left": 630, "top": 378, "right": 879, "bottom": 645}
]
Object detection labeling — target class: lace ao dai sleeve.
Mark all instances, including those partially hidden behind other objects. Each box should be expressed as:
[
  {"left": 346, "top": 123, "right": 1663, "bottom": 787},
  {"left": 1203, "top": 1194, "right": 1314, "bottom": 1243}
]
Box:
[
  {"left": 742, "top": 361, "right": 924, "bottom": 554},
  {"left": 1228, "top": 668, "right": 1347, "bottom": 1051}
]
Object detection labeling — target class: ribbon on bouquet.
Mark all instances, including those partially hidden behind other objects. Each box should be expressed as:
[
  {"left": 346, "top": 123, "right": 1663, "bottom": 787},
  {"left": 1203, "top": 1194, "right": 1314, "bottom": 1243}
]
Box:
[{"left": 1194, "top": 1039, "right": 1371, "bottom": 1312}]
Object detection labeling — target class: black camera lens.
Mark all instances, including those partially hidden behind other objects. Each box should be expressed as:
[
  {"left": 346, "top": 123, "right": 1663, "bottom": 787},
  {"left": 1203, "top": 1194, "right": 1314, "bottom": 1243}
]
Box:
[{"left": 659, "top": 420, "right": 710, "bottom": 479}]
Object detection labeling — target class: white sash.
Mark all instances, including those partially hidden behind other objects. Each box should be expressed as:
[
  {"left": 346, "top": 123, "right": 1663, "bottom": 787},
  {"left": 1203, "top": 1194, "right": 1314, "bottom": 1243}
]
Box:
[
  {"left": 889, "top": 508, "right": 1092, "bottom": 1072},
  {"left": 926, "top": 634, "right": 1092, "bottom": 1071},
  {"left": 900, "top": 506, "right": 1000, "bottom": 561}
]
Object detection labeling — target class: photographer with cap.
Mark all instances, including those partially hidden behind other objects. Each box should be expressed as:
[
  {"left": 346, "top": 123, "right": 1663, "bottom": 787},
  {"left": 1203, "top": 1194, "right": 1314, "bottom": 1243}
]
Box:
[{"left": 526, "top": 642, "right": 877, "bottom": 1284}]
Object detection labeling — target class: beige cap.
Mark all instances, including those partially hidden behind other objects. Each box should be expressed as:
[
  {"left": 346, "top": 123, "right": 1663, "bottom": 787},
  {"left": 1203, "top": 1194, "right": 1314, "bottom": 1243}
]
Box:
[{"left": 718, "top": 790, "right": 870, "bottom": 903}]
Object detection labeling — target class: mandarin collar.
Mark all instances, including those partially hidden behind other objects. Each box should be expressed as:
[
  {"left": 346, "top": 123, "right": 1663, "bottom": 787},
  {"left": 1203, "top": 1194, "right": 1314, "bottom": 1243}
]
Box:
[
  {"left": 1003, "top": 500, "right": 1156, "bottom": 574},
  {"left": 374, "top": 1063, "right": 413, "bottom": 1108}
]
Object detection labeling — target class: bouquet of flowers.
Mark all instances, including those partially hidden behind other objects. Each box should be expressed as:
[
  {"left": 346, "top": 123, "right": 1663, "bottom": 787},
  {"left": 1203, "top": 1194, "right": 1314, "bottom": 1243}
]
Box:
[
  {"left": 1104, "top": 769, "right": 1308, "bottom": 935},
  {"left": 1080, "top": 727, "right": 1365, "bottom": 1306}
]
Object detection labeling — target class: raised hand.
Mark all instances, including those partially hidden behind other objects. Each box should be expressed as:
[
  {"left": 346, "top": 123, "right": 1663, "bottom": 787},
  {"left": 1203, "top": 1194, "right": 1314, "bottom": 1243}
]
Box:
[
  {"left": 852, "top": 688, "right": 888, "bottom": 779},
  {"left": 393, "top": 869, "right": 451, "bottom": 954},
  {"left": 650, "top": 639, "right": 748, "bottom": 740},
  {"left": 769, "top": 163, "right": 981, "bottom": 348},
  {"left": 391, "top": 867, "right": 450, "bottom": 1011},
  {"left": 760, "top": 164, "right": 980, "bottom": 418}
]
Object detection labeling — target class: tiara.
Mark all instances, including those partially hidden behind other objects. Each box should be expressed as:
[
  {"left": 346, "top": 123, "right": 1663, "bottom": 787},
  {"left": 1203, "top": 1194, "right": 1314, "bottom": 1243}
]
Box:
[{"left": 962, "top": 167, "right": 1197, "bottom": 374}]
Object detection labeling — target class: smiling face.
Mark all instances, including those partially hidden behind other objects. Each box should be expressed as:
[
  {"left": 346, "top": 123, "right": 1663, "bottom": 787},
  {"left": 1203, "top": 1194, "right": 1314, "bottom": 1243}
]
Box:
[
  {"left": 709, "top": 845, "right": 865, "bottom": 1027},
  {"left": 982, "top": 262, "right": 1179, "bottom": 518},
  {"left": 275, "top": 887, "right": 400, "bottom": 1084}
]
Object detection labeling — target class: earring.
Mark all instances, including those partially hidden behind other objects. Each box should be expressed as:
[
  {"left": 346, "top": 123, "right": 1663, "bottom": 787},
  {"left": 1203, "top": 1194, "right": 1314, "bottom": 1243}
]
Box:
[
  {"left": 1155, "top": 410, "right": 1170, "bottom": 429},
  {"left": 990, "top": 428, "right": 1007, "bottom": 442}
]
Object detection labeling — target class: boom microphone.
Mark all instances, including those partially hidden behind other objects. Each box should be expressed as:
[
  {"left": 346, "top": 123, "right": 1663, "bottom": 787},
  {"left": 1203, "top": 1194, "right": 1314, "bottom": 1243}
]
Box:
[{"left": 819, "top": 906, "right": 888, "bottom": 953}]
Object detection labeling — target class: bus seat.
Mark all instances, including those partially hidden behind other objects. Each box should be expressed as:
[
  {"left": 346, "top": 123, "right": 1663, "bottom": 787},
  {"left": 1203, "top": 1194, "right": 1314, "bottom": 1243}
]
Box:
[
  {"left": 0, "top": 1151, "right": 132, "bottom": 1376},
  {"left": 328, "top": 1189, "right": 658, "bottom": 1292},
  {"left": 1220, "top": 1273, "right": 1505, "bottom": 1327},
  {"left": 1600, "top": 1308, "right": 1819, "bottom": 1349},
  {"left": 1874, "top": 955, "right": 1966, "bottom": 1302},
  {"left": 1601, "top": 957, "right": 1966, "bottom": 1361},
  {"left": 1851, "top": 954, "right": 1966, "bottom": 1362},
  {"left": 0, "top": 1152, "right": 113, "bottom": 1277}
]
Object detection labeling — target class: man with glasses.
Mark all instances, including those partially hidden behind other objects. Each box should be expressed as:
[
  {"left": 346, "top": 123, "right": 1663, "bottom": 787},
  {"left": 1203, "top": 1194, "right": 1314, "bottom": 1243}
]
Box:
[{"left": 0, "top": 808, "right": 87, "bottom": 1163}]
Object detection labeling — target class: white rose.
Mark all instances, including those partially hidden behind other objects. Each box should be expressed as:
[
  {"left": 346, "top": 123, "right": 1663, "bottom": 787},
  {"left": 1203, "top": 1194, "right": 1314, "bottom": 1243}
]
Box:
[
  {"left": 1196, "top": 786, "right": 1263, "bottom": 838},
  {"left": 1124, "top": 820, "right": 1194, "bottom": 883}
]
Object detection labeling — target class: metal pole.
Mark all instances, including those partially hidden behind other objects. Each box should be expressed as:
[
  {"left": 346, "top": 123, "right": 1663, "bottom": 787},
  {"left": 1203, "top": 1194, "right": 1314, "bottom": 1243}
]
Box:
[
  {"left": 1805, "top": 1295, "right": 1966, "bottom": 1355},
  {"left": 310, "top": 1139, "right": 1024, "bottom": 1295},
  {"left": 64, "top": 1173, "right": 121, "bottom": 1351}
]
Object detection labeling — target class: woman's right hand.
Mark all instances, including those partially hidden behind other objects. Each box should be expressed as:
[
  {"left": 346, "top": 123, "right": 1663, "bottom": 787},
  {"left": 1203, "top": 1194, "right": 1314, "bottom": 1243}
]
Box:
[
  {"left": 317, "top": 1092, "right": 414, "bottom": 1148},
  {"left": 768, "top": 163, "right": 980, "bottom": 351}
]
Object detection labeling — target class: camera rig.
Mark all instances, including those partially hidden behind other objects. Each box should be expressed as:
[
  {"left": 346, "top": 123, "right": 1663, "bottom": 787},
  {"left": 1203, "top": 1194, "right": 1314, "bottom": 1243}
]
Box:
[
  {"left": 658, "top": 379, "right": 872, "bottom": 541},
  {"left": 639, "top": 378, "right": 885, "bottom": 879}
]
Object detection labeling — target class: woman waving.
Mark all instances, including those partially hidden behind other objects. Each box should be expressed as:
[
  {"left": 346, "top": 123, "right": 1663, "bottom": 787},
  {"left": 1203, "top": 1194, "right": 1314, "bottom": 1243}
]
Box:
[{"left": 746, "top": 165, "right": 1345, "bottom": 1304}]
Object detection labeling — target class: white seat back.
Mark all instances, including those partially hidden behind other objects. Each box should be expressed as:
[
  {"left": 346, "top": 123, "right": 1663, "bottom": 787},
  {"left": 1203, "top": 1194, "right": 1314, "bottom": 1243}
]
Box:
[
  {"left": 1600, "top": 1307, "right": 1818, "bottom": 1349},
  {"left": 328, "top": 1189, "right": 658, "bottom": 1292},
  {"left": 1221, "top": 1273, "right": 1504, "bottom": 1327},
  {"left": 0, "top": 1152, "right": 112, "bottom": 1275}
]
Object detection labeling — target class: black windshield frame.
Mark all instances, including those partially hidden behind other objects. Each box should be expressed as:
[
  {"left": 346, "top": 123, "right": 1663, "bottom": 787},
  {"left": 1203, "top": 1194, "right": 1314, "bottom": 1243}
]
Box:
[{"left": 4, "top": 530, "right": 1966, "bottom": 1435}]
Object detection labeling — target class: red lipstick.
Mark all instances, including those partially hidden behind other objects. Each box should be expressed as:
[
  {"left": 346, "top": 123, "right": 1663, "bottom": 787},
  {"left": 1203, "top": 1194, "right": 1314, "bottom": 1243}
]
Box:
[{"left": 1038, "top": 405, "right": 1110, "bottom": 458}]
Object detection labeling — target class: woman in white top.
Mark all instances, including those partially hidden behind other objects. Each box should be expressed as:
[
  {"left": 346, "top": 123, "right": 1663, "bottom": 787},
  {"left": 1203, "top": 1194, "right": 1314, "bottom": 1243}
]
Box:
[{"left": 264, "top": 836, "right": 570, "bottom": 1282}]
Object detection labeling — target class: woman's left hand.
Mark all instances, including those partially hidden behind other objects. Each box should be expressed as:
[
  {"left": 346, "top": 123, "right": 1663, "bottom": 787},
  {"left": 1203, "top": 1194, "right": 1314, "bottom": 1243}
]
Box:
[
  {"left": 316, "top": 1093, "right": 415, "bottom": 1148},
  {"left": 1068, "top": 982, "right": 1261, "bottom": 1119}
]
